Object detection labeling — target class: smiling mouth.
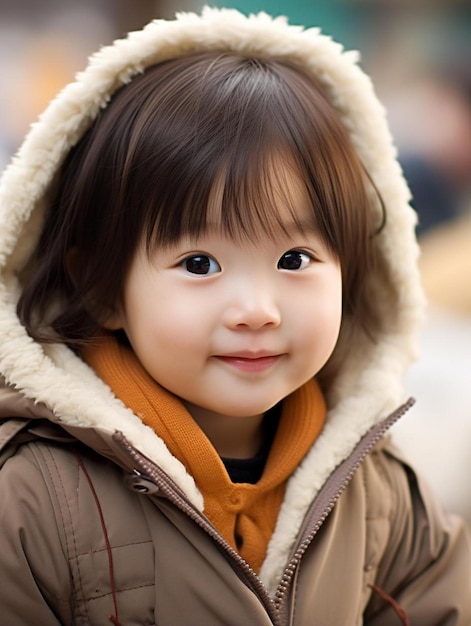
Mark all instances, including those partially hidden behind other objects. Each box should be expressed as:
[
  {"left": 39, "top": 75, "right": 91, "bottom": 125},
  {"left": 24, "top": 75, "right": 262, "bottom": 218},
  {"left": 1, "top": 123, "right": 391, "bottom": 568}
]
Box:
[{"left": 214, "top": 354, "right": 283, "bottom": 373}]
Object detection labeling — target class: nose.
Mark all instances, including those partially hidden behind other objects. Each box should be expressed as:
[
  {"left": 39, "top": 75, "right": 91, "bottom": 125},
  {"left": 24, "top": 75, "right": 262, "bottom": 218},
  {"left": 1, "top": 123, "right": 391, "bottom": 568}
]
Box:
[{"left": 223, "top": 283, "right": 281, "bottom": 330}]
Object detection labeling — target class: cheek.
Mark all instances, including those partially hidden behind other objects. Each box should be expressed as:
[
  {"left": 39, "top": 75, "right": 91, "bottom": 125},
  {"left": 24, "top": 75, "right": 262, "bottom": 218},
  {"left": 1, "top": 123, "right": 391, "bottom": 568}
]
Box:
[
  {"left": 300, "top": 302, "right": 342, "bottom": 346},
  {"left": 125, "top": 292, "right": 207, "bottom": 360},
  {"left": 295, "top": 275, "right": 342, "bottom": 355},
  {"left": 322, "top": 281, "right": 343, "bottom": 348}
]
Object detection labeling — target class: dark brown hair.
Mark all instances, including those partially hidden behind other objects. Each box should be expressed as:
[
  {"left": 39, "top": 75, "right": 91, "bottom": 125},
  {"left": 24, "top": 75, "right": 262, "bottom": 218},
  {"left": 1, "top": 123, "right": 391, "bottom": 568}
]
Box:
[{"left": 18, "top": 52, "right": 383, "bottom": 347}]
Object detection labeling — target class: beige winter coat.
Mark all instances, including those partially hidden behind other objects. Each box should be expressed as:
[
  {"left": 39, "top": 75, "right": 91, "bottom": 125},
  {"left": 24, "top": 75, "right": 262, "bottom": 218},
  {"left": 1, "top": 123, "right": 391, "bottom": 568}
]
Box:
[
  {"left": 0, "top": 8, "right": 470, "bottom": 625},
  {"left": 1, "top": 387, "right": 470, "bottom": 625}
]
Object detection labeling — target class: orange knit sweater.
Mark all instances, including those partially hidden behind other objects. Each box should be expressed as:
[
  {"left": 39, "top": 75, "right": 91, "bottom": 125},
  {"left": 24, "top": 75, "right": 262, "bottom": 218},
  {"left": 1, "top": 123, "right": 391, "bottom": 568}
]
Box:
[{"left": 82, "top": 335, "right": 326, "bottom": 573}]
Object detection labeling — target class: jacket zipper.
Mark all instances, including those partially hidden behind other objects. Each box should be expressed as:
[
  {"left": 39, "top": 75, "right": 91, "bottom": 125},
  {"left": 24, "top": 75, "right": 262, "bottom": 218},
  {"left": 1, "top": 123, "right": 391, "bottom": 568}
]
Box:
[
  {"left": 273, "top": 398, "right": 415, "bottom": 623},
  {"left": 113, "top": 398, "right": 414, "bottom": 626}
]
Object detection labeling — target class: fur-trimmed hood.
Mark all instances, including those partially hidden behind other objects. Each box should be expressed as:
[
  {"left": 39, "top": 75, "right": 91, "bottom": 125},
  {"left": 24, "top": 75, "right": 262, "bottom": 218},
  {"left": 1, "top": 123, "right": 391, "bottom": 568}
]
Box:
[{"left": 0, "top": 7, "right": 424, "bottom": 588}]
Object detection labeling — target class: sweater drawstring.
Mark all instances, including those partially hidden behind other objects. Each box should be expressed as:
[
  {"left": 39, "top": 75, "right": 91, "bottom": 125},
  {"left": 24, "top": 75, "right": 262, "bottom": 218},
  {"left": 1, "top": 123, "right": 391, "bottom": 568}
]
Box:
[
  {"left": 76, "top": 453, "right": 123, "bottom": 626},
  {"left": 369, "top": 584, "right": 410, "bottom": 626}
]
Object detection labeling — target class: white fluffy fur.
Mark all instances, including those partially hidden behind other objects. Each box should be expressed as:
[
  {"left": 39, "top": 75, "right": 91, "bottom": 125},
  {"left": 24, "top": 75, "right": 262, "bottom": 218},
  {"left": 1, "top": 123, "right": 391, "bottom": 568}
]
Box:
[{"left": 0, "top": 7, "right": 424, "bottom": 593}]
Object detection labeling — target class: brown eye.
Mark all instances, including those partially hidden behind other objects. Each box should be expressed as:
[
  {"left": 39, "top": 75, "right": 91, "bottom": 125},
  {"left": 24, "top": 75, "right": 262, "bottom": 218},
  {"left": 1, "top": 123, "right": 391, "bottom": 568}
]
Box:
[
  {"left": 277, "top": 250, "right": 311, "bottom": 271},
  {"left": 183, "top": 255, "right": 221, "bottom": 275}
]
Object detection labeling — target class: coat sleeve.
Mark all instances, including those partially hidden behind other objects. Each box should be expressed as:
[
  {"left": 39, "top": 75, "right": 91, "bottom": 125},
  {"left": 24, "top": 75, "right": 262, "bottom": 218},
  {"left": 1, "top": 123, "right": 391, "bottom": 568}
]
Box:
[
  {"left": 0, "top": 443, "right": 73, "bottom": 626},
  {"left": 365, "top": 443, "right": 471, "bottom": 625}
]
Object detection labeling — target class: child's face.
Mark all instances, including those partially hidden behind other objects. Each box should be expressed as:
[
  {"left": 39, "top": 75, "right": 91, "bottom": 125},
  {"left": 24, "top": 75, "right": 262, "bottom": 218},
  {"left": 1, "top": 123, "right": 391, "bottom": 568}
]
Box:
[{"left": 106, "top": 174, "right": 342, "bottom": 424}]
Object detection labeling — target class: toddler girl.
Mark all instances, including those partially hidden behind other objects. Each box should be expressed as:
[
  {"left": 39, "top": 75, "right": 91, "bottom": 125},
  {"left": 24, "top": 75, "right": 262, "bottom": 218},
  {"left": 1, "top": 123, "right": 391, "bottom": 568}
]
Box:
[{"left": 0, "top": 8, "right": 469, "bottom": 625}]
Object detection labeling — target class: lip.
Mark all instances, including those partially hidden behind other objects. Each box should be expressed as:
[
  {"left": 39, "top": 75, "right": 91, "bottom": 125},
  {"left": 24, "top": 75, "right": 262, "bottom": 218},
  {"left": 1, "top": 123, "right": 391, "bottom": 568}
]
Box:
[{"left": 214, "top": 352, "right": 283, "bottom": 373}]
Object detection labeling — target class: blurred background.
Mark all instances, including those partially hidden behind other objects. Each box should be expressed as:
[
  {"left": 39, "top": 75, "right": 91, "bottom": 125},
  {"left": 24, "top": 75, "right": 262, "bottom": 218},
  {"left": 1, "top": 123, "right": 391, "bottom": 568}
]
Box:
[{"left": 1, "top": 0, "right": 470, "bottom": 524}]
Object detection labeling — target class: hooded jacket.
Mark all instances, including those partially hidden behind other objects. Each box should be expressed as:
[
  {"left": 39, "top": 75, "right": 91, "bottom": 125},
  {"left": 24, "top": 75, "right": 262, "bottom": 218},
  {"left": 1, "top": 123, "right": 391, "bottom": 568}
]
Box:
[{"left": 0, "top": 7, "right": 470, "bottom": 626}]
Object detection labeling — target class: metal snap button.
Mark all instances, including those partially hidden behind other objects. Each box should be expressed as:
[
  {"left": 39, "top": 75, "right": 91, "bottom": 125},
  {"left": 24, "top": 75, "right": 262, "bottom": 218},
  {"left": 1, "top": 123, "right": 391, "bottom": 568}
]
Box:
[{"left": 124, "top": 474, "right": 160, "bottom": 495}]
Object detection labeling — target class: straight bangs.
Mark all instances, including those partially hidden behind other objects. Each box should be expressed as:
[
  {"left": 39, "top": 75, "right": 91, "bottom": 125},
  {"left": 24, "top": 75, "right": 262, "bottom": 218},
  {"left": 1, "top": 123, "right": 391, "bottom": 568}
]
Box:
[{"left": 147, "top": 148, "right": 322, "bottom": 249}]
